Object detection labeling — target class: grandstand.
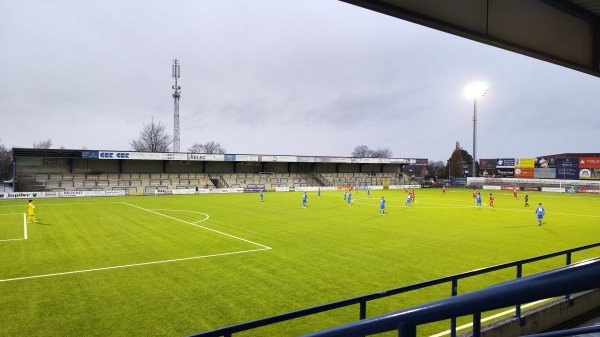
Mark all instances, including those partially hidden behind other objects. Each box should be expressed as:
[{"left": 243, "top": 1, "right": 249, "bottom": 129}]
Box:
[{"left": 8, "top": 148, "right": 424, "bottom": 194}]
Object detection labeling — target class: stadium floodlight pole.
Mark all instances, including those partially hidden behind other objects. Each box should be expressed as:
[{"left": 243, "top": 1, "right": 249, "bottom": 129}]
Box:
[
  {"left": 462, "top": 82, "right": 488, "bottom": 178},
  {"left": 172, "top": 59, "right": 181, "bottom": 153}
]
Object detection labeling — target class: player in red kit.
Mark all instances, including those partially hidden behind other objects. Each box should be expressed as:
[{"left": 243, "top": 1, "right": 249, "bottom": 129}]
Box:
[
  {"left": 513, "top": 186, "right": 518, "bottom": 199},
  {"left": 489, "top": 193, "right": 495, "bottom": 207},
  {"left": 473, "top": 188, "right": 477, "bottom": 199}
]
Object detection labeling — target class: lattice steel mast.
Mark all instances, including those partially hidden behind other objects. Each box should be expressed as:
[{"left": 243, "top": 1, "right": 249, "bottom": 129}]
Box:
[{"left": 172, "top": 59, "right": 181, "bottom": 152}]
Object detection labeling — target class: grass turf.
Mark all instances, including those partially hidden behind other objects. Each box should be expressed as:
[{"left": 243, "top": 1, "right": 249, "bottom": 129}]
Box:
[{"left": 0, "top": 188, "right": 598, "bottom": 336}]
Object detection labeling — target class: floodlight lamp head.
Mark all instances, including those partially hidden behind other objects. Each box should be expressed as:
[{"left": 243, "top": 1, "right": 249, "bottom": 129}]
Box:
[{"left": 462, "top": 82, "right": 489, "bottom": 99}]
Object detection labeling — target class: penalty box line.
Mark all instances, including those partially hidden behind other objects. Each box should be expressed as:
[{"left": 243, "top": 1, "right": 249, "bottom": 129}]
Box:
[
  {"left": 123, "top": 202, "right": 272, "bottom": 250},
  {"left": 0, "top": 248, "right": 268, "bottom": 283},
  {"left": 0, "top": 213, "right": 27, "bottom": 242},
  {"left": 0, "top": 205, "right": 272, "bottom": 283}
]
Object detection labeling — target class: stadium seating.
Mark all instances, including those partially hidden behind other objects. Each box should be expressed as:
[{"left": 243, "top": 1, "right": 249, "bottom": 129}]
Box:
[{"left": 15, "top": 170, "right": 409, "bottom": 195}]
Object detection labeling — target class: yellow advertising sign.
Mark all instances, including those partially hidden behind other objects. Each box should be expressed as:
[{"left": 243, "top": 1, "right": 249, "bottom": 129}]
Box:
[{"left": 515, "top": 158, "right": 535, "bottom": 168}]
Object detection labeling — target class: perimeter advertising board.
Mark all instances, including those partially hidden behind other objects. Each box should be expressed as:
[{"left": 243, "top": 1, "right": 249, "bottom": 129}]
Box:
[
  {"left": 535, "top": 157, "right": 556, "bottom": 168},
  {"left": 495, "top": 168, "right": 514, "bottom": 177},
  {"left": 82, "top": 151, "right": 99, "bottom": 159},
  {"left": 390, "top": 158, "right": 410, "bottom": 164},
  {"left": 555, "top": 158, "right": 579, "bottom": 180},
  {"left": 235, "top": 155, "right": 259, "bottom": 162},
  {"left": 479, "top": 159, "right": 496, "bottom": 177},
  {"left": 479, "top": 159, "right": 496, "bottom": 169},
  {"left": 578, "top": 157, "right": 600, "bottom": 180},
  {"left": 579, "top": 168, "right": 600, "bottom": 180},
  {"left": 514, "top": 167, "right": 534, "bottom": 178},
  {"left": 259, "top": 155, "right": 298, "bottom": 162},
  {"left": 187, "top": 154, "right": 225, "bottom": 161},
  {"left": 99, "top": 151, "right": 187, "bottom": 161},
  {"left": 515, "top": 158, "right": 535, "bottom": 168},
  {"left": 496, "top": 158, "right": 515, "bottom": 168},
  {"left": 0, "top": 191, "right": 126, "bottom": 198},
  {"left": 534, "top": 168, "right": 556, "bottom": 179},
  {"left": 579, "top": 157, "right": 600, "bottom": 169}
]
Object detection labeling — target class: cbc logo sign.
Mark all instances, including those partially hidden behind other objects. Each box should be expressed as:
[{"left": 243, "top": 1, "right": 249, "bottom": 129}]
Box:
[{"left": 100, "top": 152, "right": 130, "bottom": 158}]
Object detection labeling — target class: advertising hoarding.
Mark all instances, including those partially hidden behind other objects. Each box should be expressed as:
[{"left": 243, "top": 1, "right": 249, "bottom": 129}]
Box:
[
  {"left": 515, "top": 158, "right": 535, "bottom": 168},
  {"left": 496, "top": 158, "right": 515, "bottom": 168},
  {"left": 514, "top": 167, "right": 534, "bottom": 178},
  {"left": 555, "top": 158, "right": 579, "bottom": 180},
  {"left": 534, "top": 168, "right": 556, "bottom": 179}
]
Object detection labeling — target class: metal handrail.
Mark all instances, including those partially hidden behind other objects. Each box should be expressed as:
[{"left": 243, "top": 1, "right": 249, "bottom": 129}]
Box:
[
  {"left": 522, "top": 325, "right": 600, "bottom": 337},
  {"left": 302, "top": 258, "right": 600, "bottom": 337},
  {"left": 187, "top": 242, "right": 600, "bottom": 337}
]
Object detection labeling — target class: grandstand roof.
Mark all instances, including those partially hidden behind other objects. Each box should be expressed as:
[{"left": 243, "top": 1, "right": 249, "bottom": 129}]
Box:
[
  {"left": 539, "top": 153, "right": 600, "bottom": 158},
  {"left": 341, "top": 0, "right": 600, "bottom": 78}
]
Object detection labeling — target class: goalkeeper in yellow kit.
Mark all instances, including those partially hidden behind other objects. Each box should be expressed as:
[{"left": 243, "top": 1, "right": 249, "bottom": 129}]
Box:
[{"left": 27, "top": 199, "right": 37, "bottom": 223}]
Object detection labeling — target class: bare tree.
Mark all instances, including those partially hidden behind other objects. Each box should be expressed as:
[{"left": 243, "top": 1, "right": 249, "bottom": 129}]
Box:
[
  {"left": 33, "top": 139, "right": 52, "bottom": 149},
  {"left": 188, "top": 141, "right": 226, "bottom": 154},
  {"left": 188, "top": 143, "right": 204, "bottom": 153},
  {"left": 130, "top": 119, "right": 172, "bottom": 152},
  {"left": 351, "top": 145, "right": 372, "bottom": 158},
  {"left": 0, "top": 141, "right": 13, "bottom": 180},
  {"left": 371, "top": 147, "right": 393, "bottom": 158},
  {"left": 425, "top": 160, "right": 446, "bottom": 179},
  {"left": 203, "top": 141, "right": 226, "bottom": 154}
]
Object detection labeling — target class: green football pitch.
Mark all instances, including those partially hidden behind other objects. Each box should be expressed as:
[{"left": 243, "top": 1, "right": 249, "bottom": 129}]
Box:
[{"left": 1, "top": 188, "right": 598, "bottom": 336}]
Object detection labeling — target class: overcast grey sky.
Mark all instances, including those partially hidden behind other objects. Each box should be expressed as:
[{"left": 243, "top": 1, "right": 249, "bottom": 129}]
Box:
[{"left": 2, "top": 0, "right": 599, "bottom": 161}]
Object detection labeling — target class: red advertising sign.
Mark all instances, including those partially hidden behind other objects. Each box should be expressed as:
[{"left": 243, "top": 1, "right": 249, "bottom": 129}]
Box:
[{"left": 579, "top": 157, "right": 600, "bottom": 169}]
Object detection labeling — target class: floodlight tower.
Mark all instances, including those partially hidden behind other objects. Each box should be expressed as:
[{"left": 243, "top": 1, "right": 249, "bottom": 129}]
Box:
[
  {"left": 462, "top": 82, "right": 489, "bottom": 178},
  {"left": 172, "top": 59, "right": 181, "bottom": 152}
]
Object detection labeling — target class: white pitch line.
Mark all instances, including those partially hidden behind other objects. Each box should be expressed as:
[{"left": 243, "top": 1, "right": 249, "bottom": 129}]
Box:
[
  {"left": 430, "top": 299, "right": 549, "bottom": 337},
  {"left": 0, "top": 213, "right": 27, "bottom": 242},
  {"left": 23, "top": 213, "right": 27, "bottom": 240},
  {"left": 0, "top": 248, "right": 269, "bottom": 283},
  {"left": 0, "top": 238, "right": 26, "bottom": 242},
  {"left": 123, "top": 203, "right": 272, "bottom": 250}
]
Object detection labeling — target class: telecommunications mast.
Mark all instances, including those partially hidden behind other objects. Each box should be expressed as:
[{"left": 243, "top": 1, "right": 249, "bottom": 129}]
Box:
[{"left": 172, "top": 59, "right": 181, "bottom": 152}]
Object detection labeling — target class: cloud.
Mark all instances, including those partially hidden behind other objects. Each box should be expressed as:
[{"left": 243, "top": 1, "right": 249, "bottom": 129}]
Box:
[{"left": 1, "top": 0, "right": 599, "bottom": 161}]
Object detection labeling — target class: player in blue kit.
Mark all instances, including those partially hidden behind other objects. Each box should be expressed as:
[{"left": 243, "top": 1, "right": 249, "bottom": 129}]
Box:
[
  {"left": 406, "top": 192, "right": 412, "bottom": 207},
  {"left": 367, "top": 187, "right": 370, "bottom": 198},
  {"left": 302, "top": 192, "right": 307, "bottom": 208},
  {"left": 535, "top": 203, "right": 545, "bottom": 226},
  {"left": 379, "top": 197, "right": 385, "bottom": 215},
  {"left": 476, "top": 192, "right": 482, "bottom": 207},
  {"left": 347, "top": 191, "right": 352, "bottom": 205},
  {"left": 318, "top": 187, "right": 320, "bottom": 198},
  {"left": 344, "top": 189, "right": 347, "bottom": 201},
  {"left": 260, "top": 189, "right": 264, "bottom": 202}
]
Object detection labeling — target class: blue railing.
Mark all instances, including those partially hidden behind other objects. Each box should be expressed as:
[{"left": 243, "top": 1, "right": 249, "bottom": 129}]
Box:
[
  {"left": 523, "top": 325, "right": 600, "bottom": 337},
  {"left": 188, "top": 242, "right": 600, "bottom": 337},
  {"left": 302, "top": 257, "right": 600, "bottom": 337}
]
